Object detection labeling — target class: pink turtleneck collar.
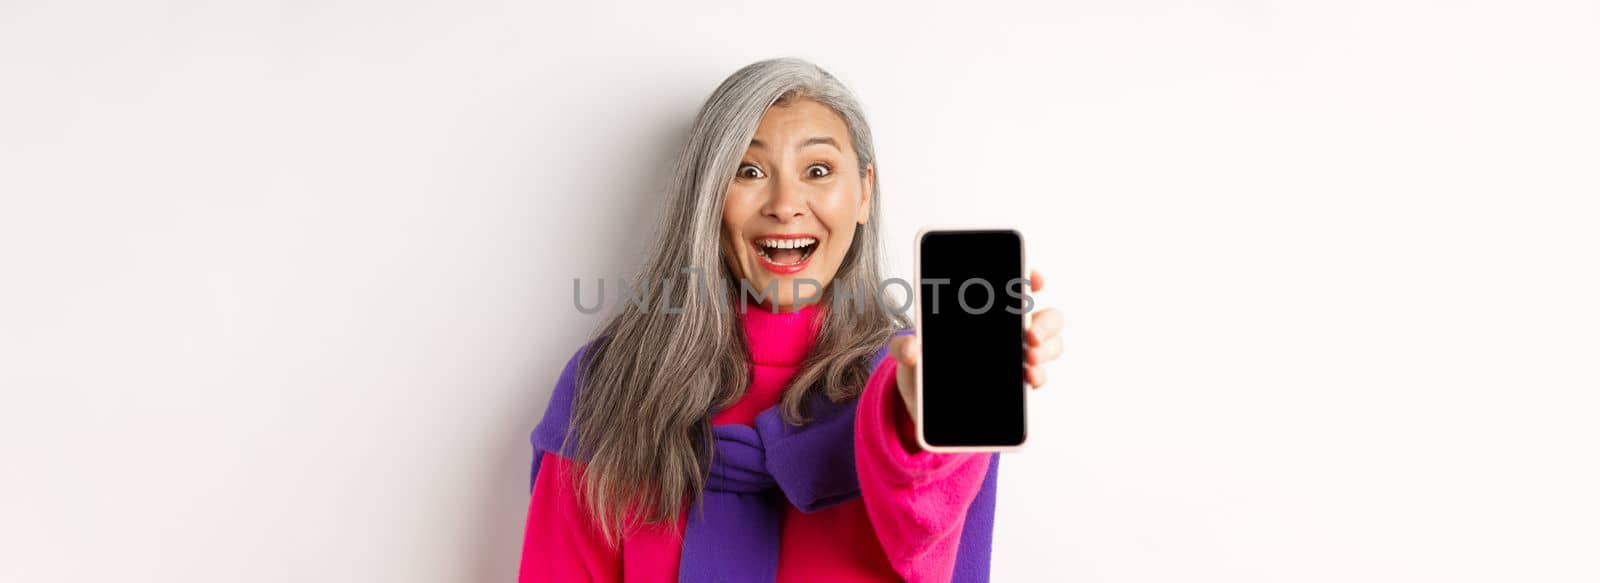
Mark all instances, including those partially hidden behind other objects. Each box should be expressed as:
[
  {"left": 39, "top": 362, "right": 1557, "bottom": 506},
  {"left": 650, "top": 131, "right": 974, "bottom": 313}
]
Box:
[
  {"left": 738, "top": 302, "right": 824, "bottom": 368},
  {"left": 712, "top": 302, "right": 825, "bottom": 426}
]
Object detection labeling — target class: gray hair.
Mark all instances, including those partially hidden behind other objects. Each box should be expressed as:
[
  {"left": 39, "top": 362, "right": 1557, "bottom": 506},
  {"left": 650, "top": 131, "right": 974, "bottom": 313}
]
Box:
[{"left": 561, "top": 57, "right": 908, "bottom": 543}]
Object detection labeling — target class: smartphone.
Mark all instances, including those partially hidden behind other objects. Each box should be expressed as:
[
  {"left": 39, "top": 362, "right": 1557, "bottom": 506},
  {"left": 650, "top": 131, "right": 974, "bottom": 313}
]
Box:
[{"left": 914, "top": 227, "right": 1030, "bottom": 453}]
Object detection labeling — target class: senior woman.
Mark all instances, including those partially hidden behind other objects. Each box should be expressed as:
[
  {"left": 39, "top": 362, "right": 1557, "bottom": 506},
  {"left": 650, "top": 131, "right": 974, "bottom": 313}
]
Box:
[{"left": 519, "top": 58, "right": 1065, "bottom": 582}]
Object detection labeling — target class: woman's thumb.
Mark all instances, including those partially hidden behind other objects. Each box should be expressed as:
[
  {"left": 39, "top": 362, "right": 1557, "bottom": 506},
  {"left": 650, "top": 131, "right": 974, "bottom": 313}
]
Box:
[{"left": 892, "top": 335, "right": 920, "bottom": 368}]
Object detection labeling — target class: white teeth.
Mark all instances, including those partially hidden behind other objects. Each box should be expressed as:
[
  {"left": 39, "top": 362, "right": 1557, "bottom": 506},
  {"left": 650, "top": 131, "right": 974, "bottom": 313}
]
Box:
[{"left": 757, "top": 237, "right": 817, "bottom": 249}]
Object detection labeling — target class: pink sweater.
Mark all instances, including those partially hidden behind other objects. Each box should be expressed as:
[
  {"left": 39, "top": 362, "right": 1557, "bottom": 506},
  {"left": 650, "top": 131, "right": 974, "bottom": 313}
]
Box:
[{"left": 518, "top": 304, "right": 994, "bottom": 582}]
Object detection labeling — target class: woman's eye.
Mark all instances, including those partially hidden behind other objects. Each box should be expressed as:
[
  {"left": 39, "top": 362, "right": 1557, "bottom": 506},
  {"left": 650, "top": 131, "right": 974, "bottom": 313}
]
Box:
[
  {"left": 738, "top": 164, "right": 765, "bottom": 179},
  {"left": 806, "top": 164, "right": 832, "bottom": 178}
]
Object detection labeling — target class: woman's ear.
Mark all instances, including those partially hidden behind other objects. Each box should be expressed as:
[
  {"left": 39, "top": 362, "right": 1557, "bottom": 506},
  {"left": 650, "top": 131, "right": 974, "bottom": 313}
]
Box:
[{"left": 856, "top": 164, "right": 874, "bottom": 224}]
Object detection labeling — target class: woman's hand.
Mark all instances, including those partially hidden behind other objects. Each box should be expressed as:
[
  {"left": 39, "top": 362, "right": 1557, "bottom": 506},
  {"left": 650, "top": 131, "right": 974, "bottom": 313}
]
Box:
[{"left": 889, "top": 270, "right": 1064, "bottom": 428}]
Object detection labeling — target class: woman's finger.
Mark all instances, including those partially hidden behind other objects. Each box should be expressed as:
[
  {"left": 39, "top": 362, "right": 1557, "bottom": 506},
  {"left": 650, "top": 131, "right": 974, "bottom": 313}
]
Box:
[
  {"left": 891, "top": 335, "right": 921, "bottom": 416},
  {"left": 891, "top": 334, "right": 920, "bottom": 368},
  {"left": 1029, "top": 270, "right": 1045, "bottom": 293},
  {"left": 1027, "top": 335, "right": 1064, "bottom": 365},
  {"left": 1027, "top": 308, "right": 1064, "bottom": 346},
  {"left": 1026, "top": 363, "right": 1048, "bottom": 388}
]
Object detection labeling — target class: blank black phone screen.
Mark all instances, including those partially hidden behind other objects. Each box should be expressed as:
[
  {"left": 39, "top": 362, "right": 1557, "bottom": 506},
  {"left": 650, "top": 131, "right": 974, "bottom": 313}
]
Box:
[{"left": 918, "top": 229, "right": 1027, "bottom": 448}]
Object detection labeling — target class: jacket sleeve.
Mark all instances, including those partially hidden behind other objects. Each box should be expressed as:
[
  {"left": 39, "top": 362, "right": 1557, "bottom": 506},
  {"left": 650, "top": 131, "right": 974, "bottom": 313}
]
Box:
[
  {"left": 519, "top": 342, "right": 623, "bottom": 582},
  {"left": 853, "top": 357, "right": 994, "bottom": 583},
  {"left": 519, "top": 452, "right": 623, "bottom": 582}
]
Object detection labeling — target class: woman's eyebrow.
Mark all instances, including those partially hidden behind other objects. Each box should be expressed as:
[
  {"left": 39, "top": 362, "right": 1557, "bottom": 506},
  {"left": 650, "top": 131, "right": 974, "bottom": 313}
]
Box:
[{"left": 747, "top": 137, "right": 841, "bottom": 152}]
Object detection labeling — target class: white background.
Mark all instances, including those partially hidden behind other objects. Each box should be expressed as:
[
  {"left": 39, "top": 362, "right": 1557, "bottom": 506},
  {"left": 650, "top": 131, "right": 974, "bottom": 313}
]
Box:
[{"left": 3, "top": 1, "right": 1597, "bottom": 581}]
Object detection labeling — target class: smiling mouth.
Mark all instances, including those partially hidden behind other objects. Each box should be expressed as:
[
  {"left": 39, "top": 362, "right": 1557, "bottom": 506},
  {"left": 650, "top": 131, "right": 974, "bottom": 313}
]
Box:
[{"left": 752, "top": 236, "right": 819, "bottom": 267}]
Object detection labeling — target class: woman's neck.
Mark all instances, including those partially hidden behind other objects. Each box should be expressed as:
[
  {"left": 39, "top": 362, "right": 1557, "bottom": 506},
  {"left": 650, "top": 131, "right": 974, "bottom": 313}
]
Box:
[{"left": 743, "top": 299, "right": 822, "bottom": 314}]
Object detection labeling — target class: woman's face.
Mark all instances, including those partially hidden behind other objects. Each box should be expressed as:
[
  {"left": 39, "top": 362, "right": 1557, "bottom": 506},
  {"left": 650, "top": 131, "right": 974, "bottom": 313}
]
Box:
[{"left": 720, "top": 98, "right": 873, "bottom": 312}]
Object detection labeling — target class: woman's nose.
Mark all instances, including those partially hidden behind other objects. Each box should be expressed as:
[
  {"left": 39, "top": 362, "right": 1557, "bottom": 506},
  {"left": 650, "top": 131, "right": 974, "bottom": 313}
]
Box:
[{"left": 762, "top": 175, "right": 807, "bottom": 222}]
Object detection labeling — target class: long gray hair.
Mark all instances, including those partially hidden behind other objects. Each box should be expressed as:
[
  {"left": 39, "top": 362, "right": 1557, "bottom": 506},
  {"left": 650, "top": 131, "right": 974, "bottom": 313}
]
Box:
[{"left": 561, "top": 58, "right": 908, "bottom": 544}]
